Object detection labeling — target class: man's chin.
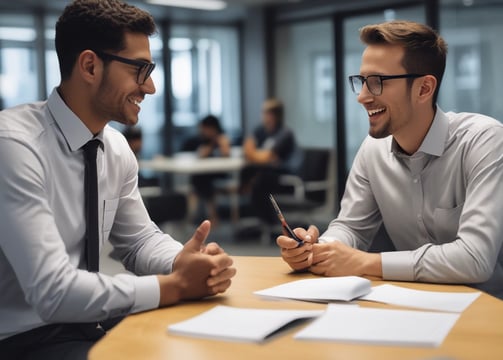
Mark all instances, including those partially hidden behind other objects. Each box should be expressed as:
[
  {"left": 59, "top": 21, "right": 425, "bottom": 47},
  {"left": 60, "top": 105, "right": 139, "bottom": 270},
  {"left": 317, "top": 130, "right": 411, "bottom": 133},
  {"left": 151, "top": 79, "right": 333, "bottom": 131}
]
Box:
[
  {"left": 368, "top": 127, "right": 390, "bottom": 139},
  {"left": 115, "top": 118, "right": 139, "bottom": 127}
]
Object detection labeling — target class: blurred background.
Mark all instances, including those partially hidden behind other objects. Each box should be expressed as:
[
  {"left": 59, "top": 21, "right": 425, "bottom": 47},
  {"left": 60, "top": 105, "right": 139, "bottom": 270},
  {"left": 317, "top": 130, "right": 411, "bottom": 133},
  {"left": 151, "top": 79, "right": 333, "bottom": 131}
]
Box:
[{"left": 1, "top": 0, "right": 501, "bottom": 260}]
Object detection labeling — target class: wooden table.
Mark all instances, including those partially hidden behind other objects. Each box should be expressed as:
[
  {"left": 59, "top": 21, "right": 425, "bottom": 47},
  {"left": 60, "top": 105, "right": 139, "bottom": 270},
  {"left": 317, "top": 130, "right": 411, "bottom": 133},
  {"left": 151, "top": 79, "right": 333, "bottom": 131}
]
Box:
[{"left": 89, "top": 256, "right": 503, "bottom": 360}]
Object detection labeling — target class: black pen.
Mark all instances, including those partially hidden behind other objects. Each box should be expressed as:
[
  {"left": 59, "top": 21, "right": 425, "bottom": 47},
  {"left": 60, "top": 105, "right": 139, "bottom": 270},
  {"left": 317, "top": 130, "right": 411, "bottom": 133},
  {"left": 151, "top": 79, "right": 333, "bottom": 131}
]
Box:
[{"left": 269, "top": 194, "right": 304, "bottom": 247}]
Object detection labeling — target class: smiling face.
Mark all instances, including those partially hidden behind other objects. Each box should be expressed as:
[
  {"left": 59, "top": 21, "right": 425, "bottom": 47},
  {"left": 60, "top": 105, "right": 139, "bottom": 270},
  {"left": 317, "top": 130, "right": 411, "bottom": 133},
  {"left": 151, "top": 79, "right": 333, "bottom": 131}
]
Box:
[
  {"left": 357, "top": 44, "right": 418, "bottom": 140},
  {"left": 93, "top": 32, "right": 156, "bottom": 127}
]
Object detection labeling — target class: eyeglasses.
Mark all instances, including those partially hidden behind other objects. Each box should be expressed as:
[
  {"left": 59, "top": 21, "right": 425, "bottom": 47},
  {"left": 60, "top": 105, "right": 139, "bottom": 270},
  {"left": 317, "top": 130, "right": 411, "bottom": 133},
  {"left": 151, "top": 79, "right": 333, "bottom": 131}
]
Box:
[
  {"left": 348, "top": 74, "right": 425, "bottom": 96},
  {"left": 94, "top": 50, "right": 155, "bottom": 85}
]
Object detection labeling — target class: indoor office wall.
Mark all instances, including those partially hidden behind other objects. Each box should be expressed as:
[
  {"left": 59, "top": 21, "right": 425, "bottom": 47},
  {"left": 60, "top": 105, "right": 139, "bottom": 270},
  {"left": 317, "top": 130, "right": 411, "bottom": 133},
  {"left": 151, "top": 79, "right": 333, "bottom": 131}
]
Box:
[
  {"left": 274, "top": 20, "right": 334, "bottom": 149},
  {"left": 439, "top": 1, "right": 503, "bottom": 123},
  {"left": 241, "top": 7, "right": 269, "bottom": 138}
]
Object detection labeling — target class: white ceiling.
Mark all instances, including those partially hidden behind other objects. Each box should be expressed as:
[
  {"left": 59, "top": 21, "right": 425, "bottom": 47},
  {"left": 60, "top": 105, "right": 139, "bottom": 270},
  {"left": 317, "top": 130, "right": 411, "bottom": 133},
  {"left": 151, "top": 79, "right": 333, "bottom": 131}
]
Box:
[
  {"left": 0, "top": 0, "right": 301, "bottom": 21},
  {"left": 0, "top": 0, "right": 298, "bottom": 10}
]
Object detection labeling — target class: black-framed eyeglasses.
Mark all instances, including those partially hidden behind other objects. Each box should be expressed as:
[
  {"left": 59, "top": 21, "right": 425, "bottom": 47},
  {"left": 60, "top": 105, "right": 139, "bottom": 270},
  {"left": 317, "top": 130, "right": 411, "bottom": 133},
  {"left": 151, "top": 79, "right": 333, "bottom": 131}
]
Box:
[
  {"left": 94, "top": 50, "right": 155, "bottom": 85},
  {"left": 348, "top": 74, "right": 425, "bottom": 96}
]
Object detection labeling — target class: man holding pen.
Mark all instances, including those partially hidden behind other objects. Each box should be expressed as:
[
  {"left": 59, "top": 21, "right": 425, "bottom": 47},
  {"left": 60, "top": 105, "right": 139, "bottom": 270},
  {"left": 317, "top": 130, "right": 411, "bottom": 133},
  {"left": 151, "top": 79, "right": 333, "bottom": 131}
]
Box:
[{"left": 277, "top": 20, "right": 503, "bottom": 299}]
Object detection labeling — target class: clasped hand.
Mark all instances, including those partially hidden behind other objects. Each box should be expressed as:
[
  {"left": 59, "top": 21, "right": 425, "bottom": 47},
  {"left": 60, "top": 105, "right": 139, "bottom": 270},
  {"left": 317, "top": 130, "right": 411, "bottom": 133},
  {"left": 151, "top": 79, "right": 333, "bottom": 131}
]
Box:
[
  {"left": 159, "top": 220, "right": 236, "bottom": 306},
  {"left": 276, "top": 225, "right": 378, "bottom": 277}
]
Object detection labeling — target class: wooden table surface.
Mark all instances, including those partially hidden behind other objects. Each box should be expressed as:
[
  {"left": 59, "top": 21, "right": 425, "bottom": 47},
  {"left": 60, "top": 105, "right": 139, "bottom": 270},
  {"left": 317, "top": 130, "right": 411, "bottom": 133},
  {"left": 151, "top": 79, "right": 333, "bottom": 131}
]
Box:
[{"left": 89, "top": 256, "right": 503, "bottom": 360}]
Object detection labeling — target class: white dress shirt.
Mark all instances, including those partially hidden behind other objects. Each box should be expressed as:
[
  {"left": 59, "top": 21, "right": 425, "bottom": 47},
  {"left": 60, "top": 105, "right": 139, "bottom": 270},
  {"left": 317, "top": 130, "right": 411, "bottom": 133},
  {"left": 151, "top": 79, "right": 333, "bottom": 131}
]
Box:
[
  {"left": 320, "top": 108, "right": 503, "bottom": 299},
  {"left": 0, "top": 89, "right": 183, "bottom": 340}
]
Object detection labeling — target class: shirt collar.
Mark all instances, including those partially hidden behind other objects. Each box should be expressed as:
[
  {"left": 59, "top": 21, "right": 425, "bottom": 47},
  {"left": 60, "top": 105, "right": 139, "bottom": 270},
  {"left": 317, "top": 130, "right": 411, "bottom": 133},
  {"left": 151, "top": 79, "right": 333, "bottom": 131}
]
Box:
[
  {"left": 391, "top": 107, "right": 448, "bottom": 157},
  {"left": 47, "top": 88, "right": 104, "bottom": 152}
]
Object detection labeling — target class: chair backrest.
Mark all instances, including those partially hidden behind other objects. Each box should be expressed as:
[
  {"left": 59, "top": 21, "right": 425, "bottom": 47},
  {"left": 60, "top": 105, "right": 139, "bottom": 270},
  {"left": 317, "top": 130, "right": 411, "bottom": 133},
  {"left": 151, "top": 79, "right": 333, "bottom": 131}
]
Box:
[
  {"left": 275, "top": 147, "right": 337, "bottom": 215},
  {"left": 299, "top": 147, "right": 336, "bottom": 213},
  {"left": 299, "top": 148, "right": 330, "bottom": 182},
  {"left": 145, "top": 193, "right": 187, "bottom": 224}
]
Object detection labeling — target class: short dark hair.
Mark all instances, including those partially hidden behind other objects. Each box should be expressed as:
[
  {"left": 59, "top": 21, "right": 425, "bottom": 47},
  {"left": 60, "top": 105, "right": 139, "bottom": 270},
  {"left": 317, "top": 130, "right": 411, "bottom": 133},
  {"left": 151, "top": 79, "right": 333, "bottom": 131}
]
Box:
[
  {"left": 200, "top": 115, "right": 224, "bottom": 134},
  {"left": 359, "top": 20, "right": 447, "bottom": 105},
  {"left": 55, "top": 0, "right": 156, "bottom": 80}
]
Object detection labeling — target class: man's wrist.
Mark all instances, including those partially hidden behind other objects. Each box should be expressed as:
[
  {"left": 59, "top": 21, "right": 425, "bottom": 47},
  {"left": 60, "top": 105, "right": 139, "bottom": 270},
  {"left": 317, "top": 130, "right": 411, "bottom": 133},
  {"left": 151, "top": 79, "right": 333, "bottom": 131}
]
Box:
[
  {"left": 157, "top": 274, "right": 183, "bottom": 307},
  {"left": 362, "top": 252, "right": 383, "bottom": 278}
]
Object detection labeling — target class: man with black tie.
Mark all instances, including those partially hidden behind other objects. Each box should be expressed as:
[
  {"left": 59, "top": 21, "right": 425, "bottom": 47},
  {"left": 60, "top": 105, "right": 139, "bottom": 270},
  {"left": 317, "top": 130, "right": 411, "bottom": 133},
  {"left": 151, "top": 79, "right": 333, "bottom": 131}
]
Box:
[{"left": 0, "top": 1, "right": 235, "bottom": 358}]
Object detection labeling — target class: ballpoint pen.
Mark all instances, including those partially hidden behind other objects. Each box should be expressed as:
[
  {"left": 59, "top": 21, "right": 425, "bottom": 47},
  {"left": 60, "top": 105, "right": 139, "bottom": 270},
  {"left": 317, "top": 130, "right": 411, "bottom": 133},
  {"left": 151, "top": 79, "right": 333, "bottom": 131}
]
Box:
[{"left": 268, "top": 194, "right": 304, "bottom": 247}]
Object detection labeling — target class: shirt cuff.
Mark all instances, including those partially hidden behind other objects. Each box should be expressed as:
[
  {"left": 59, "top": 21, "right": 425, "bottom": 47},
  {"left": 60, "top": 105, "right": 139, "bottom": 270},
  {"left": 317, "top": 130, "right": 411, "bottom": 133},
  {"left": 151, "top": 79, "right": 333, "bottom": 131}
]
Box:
[
  {"left": 381, "top": 251, "right": 415, "bottom": 281},
  {"left": 131, "top": 275, "right": 160, "bottom": 314}
]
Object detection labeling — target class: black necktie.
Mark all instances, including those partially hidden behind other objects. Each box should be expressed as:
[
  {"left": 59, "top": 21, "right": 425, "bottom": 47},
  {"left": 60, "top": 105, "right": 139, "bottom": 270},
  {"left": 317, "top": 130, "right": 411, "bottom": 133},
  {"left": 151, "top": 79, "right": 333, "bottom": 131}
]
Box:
[{"left": 83, "top": 139, "right": 101, "bottom": 272}]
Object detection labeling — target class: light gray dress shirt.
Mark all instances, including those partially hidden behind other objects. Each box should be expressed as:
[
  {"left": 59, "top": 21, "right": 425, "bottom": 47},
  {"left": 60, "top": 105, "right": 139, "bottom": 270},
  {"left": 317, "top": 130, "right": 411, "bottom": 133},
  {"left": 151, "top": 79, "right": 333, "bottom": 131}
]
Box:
[
  {"left": 0, "top": 89, "right": 183, "bottom": 340},
  {"left": 319, "top": 108, "right": 503, "bottom": 299}
]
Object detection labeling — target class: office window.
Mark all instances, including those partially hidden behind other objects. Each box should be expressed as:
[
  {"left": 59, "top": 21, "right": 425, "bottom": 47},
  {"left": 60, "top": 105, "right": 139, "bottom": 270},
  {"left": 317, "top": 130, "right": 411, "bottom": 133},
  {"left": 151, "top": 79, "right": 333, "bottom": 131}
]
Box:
[
  {"left": 439, "top": 0, "right": 503, "bottom": 123},
  {"left": 0, "top": 14, "right": 38, "bottom": 109},
  {"left": 136, "top": 34, "right": 165, "bottom": 159},
  {"left": 45, "top": 15, "right": 59, "bottom": 95},
  {"left": 170, "top": 25, "right": 241, "bottom": 151},
  {"left": 275, "top": 20, "right": 334, "bottom": 149}
]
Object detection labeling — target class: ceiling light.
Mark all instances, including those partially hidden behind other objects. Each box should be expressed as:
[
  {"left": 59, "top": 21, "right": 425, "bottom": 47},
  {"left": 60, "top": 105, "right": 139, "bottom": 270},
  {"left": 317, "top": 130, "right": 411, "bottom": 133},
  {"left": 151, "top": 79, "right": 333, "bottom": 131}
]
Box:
[{"left": 146, "top": 0, "right": 227, "bottom": 11}]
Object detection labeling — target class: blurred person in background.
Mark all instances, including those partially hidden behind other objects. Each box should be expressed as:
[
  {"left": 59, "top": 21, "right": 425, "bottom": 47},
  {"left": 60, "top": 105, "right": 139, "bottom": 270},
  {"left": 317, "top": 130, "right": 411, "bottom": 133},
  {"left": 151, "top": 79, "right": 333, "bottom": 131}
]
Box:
[
  {"left": 241, "top": 98, "right": 301, "bottom": 225},
  {"left": 182, "top": 115, "right": 231, "bottom": 224}
]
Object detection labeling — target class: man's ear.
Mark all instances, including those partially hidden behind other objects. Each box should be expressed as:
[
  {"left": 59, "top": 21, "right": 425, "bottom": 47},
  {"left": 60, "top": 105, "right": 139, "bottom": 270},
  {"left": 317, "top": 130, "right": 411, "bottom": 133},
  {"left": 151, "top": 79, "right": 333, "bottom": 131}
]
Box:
[
  {"left": 77, "top": 50, "right": 101, "bottom": 84},
  {"left": 417, "top": 75, "right": 437, "bottom": 104}
]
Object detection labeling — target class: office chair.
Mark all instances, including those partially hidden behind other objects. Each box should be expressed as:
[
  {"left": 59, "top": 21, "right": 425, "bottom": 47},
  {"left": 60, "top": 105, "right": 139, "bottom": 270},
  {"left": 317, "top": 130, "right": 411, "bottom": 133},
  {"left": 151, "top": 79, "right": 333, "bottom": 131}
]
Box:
[
  {"left": 144, "top": 192, "right": 188, "bottom": 225},
  {"left": 257, "top": 147, "right": 336, "bottom": 245},
  {"left": 274, "top": 147, "right": 336, "bottom": 215}
]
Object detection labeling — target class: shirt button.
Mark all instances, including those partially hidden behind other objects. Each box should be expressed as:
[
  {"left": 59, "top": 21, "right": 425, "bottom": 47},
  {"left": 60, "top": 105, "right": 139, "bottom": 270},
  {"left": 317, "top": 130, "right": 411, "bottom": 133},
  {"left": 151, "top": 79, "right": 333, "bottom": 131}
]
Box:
[{"left": 413, "top": 178, "right": 418, "bottom": 183}]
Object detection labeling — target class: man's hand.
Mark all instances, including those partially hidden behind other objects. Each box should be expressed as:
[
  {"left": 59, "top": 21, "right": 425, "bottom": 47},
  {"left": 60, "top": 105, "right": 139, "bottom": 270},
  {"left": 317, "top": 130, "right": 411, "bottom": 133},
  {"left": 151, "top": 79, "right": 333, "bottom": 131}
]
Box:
[
  {"left": 309, "top": 241, "right": 382, "bottom": 277},
  {"left": 276, "top": 225, "right": 319, "bottom": 271},
  {"left": 158, "top": 221, "right": 236, "bottom": 306}
]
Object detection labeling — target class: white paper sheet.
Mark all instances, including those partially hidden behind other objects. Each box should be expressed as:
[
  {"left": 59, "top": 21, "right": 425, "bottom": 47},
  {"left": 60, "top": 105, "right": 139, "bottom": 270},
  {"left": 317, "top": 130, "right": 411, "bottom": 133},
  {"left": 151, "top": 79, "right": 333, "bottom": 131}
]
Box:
[
  {"left": 360, "top": 284, "right": 481, "bottom": 312},
  {"left": 254, "top": 276, "right": 372, "bottom": 302},
  {"left": 167, "top": 305, "right": 323, "bottom": 343},
  {"left": 295, "top": 304, "right": 460, "bottom": 347}
]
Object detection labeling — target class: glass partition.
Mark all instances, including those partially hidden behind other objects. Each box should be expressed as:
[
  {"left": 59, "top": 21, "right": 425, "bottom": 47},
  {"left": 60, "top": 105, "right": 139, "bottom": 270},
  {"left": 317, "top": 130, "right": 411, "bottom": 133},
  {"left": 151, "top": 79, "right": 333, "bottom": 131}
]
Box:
[
  {"left": 170, "top": 25, "right": 241, "bottom": 152},
  {"left": 439, "top": 0, "right": 503, "bottom": 123},
  {"left": 0, "top": 14, "right": 38, "bottom": 109},
  {"left": 274, "top": 20, "right": 334, "bottom": 149}
]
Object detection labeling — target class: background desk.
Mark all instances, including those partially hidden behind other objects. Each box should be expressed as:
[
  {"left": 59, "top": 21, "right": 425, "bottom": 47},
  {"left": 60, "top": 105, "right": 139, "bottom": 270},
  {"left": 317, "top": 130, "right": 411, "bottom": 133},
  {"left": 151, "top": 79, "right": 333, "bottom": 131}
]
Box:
[
  {"left": 89, "top": 256, "right": 503, "bottom": 360},
  {"left": 140, "top": 153, "right": 245, "bottom": 221},
  {"left": 139, "top": 152, "right": 245, "bottom": 175}
]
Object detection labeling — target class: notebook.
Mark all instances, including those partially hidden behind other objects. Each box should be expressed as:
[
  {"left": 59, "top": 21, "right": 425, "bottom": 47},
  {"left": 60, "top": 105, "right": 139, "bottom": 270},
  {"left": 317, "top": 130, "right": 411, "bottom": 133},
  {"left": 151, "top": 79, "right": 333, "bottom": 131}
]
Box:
[{"left": 167, "top": 305, "right": 323, "bottom": 343}]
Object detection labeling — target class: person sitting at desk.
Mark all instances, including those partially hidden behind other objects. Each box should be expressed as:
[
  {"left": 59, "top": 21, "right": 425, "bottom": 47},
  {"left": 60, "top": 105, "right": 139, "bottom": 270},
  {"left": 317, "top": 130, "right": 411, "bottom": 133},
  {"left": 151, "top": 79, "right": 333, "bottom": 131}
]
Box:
[
  {"left": 241, "top": 98, "right": 301, "bottom": 225},
  {"left": 182, "top": 115, "right": 231, "bottom": 225},
  {"left": 0, "top": 1, "right": 236, "bottom": 359},
  {"left": 122, "top": 125, "right": 158, "bottom": 187},
  {"left": 277, "top": 20, "right": 503, "bottom": 299}
]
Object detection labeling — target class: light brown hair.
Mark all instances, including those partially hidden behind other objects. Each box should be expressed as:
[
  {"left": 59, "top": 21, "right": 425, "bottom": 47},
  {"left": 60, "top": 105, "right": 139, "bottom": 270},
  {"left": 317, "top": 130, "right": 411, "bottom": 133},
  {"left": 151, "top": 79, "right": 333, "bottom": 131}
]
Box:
[{"left": 360, "top": 20, "right": 447, "bottom": 105}]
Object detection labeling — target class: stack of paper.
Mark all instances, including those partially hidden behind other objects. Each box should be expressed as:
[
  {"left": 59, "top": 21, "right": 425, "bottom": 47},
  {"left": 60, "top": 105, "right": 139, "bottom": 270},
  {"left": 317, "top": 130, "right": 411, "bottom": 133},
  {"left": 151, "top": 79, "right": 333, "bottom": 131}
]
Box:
[
  {"left": 167, "top": 279, "right": 480, "bottom": 347},
  {"left": 167, "top": 305, "right": 323, "bottom": 343},
  {"left": 295, "top": 304, "right": 460, "bottom": 347},
  {"left": 254, "top": 276, "right": 372, "bottom": 302},
  {"left": 254, "top": 278, "right": 480, "bottom": 312}
]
